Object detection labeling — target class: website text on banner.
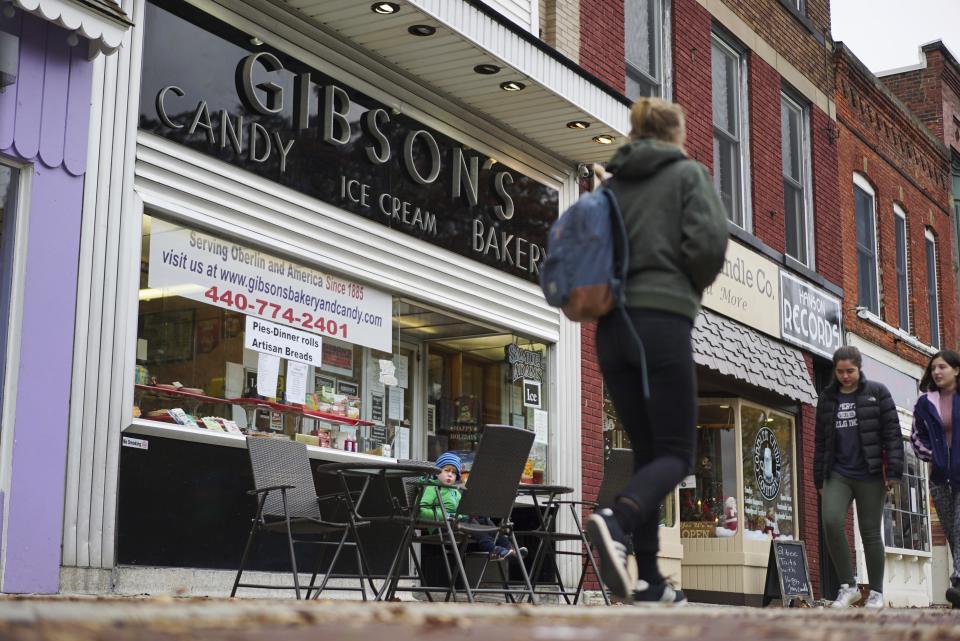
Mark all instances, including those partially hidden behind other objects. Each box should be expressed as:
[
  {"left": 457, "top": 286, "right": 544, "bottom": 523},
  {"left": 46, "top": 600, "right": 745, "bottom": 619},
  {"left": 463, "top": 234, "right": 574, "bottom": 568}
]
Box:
[{"left": 148, "top": 219, "right": 392, "bottom": 351}]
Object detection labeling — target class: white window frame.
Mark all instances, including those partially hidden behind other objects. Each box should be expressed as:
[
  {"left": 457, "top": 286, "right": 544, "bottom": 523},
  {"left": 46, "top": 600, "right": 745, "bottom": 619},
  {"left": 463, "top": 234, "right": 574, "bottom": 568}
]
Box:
[
  {"left": 711, "top": 34, "right": 752, "bottom": 231},
  {"left": 893, "top": 205, "right": 910, "bottom": 333},
  {"left": 925, "top": 229, "right": 940, "bottom": 349},
  {"left": 853, "top": 174, "right": 880, "bottom": 316},
  {"left": 0, "top": 158, "right": 32, "bottom": 585},
  {"left": 624, "top": 0, "right": 667, "bottom": 99},
  {"left": 781, "top": 91, "right": 814, "bottom": 267}
]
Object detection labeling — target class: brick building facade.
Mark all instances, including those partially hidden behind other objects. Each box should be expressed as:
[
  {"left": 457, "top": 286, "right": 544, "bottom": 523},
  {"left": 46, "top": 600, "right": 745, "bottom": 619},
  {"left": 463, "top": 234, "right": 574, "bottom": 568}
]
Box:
[
  {"left": 538, "top": 0, "right": 842, "bottom": 603},
  {"left": 831, "top": 43, "right": 955, "bottom": 606},
  {"left": 534, "top": 0, "right": 958, "bottom": 606}
]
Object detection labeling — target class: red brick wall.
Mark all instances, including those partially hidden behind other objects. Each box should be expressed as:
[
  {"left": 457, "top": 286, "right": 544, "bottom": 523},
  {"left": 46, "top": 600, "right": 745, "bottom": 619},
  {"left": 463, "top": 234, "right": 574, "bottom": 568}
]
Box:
[
  {"left": 579, "top": 0, "right": 625, "bottom": 90},
  {"left": 749, "top": 53, "right": 786, "bottom": 253},
  {"left": 671, "top": 0, "right": 714, "bottom": 167},
  {"left": 811, "top": 105, "right": 843, "bottom": 285},
  {"left": 881, "top": 68, "right": 943, "bottom": 141},
  {"left": 836, "top": 50, "right": 956, "bottom": 361},
  {"left": 800, "top": 356, "right": 821, "bottom": 598},
  {"left": 719, "top": 0, "right": 833, "bottom": 96},
  {"left": 882, "top": 47, "right": 960, "bottom": 159},
  {"left": 577, "top": 0, "right": 624, "bottom": 591}
]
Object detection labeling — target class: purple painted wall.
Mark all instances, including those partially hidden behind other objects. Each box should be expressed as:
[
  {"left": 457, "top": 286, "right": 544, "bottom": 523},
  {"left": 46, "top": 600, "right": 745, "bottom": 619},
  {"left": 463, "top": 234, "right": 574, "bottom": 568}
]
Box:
[{"left": 0, "top": 10, "right": 93, "bottom": 593}]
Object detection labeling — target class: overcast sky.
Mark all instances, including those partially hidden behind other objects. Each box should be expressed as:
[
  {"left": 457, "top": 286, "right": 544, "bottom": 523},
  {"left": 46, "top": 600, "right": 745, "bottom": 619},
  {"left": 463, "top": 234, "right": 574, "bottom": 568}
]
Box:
[{"left": 830, "top": 0, "right": 960, "bottom": 73}]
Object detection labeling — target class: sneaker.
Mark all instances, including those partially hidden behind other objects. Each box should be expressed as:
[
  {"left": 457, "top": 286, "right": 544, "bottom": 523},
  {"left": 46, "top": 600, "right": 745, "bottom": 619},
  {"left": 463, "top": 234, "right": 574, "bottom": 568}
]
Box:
[
  {"left": 586, "top": 508, "right": 633, "bottom": 601},
  {"left": 632, "top": 580, "right": 687, "bottom": 606},
  {"left": 489, "top": 546, "right": 513, "bottom": 561},
  {"left": 863, "top": 590, "right": 884, "bottom": 609},
  {"left": 831, "top": 584, "right": 862, "bottom": 608},
  {"left": 946, "top": 582, "right": 960, "bottom": 608},
  {"left": 517, "top": 546, "right": 528, "bottom": 559}
]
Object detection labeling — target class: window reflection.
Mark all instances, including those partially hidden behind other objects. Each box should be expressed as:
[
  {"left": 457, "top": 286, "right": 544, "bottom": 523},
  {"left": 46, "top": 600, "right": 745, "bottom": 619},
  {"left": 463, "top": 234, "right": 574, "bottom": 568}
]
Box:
[
  {"left": 883, "top": 444, "right": 929, "bottom": 551},
  {"left": 680, "top": 402, "right": 737, "bottom": 537},
  {"left": 603, "top": 386, "right": 675, "bottom": 527}
]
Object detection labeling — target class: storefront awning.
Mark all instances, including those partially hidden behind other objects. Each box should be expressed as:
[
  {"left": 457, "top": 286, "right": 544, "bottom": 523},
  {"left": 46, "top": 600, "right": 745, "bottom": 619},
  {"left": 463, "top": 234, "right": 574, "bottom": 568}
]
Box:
[
  {"left": 693, "top": 310, "right": 818, "bottom": 405},
  {"left": 13, "top": 0, "right": 131, "bottom": 55},
  {"left": 272, "top": 0, "right": 631, "bottom": 164}
]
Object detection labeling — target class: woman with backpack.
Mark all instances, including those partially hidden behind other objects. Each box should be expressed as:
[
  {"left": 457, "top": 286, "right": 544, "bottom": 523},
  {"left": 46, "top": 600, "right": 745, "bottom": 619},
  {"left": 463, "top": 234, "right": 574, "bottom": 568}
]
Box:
[
  {"left": 814, "top": 346, "right": 902, "bottom": 609},
  {"left": 586, "top": 97, "right": 728, "bottom": 605},
  {"left": 911, "top": 350, "right": 960, "bottom": 608}
]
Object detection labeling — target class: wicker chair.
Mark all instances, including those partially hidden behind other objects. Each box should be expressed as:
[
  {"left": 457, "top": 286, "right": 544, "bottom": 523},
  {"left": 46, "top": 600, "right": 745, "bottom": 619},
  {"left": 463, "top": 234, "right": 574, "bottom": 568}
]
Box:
[{"left": 230, "top": 437, "right": 369, "bottom": 600}]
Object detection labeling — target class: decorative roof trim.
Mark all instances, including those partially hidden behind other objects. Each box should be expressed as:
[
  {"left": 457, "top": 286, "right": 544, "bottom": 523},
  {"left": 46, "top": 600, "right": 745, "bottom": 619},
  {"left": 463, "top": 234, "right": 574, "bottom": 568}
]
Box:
[
  {"left": 694, "top": 310, "right": 818, "bottom": 405},
  {"left": 13, "top": 0, "right": 131, "bottom": 56}
]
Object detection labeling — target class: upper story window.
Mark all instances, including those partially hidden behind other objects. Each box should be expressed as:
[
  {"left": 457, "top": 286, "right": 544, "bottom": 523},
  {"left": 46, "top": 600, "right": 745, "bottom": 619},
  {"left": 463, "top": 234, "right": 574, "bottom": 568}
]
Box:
[
  {"left": 925, "top": 229, "right": 940, "bottom": 349},
  {"left": 853, "top": 174, "right": 879, "bottom": 316},
  {"left": 624, "top": 0, "right": 664, "bottom": 98},
  {"left": 712, "top": 35, "right": 749, "bottom": 229},
  {"left": 781, "top": 92, "right": 813, "bottom": 266},
  {"left": 893, "top": 205, "right": 910, "bottom": 332}
]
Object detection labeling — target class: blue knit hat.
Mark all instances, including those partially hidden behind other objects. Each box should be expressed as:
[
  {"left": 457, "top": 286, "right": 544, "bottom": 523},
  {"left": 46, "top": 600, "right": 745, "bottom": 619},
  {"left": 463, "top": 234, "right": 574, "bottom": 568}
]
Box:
[{"left": 435, "top": 452, "right": 462, "bottom": 479}]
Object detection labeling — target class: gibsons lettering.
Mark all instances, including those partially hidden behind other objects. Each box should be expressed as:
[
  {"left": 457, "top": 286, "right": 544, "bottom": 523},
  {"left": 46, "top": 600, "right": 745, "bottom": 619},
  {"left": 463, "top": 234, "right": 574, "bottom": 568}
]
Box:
[{"left": 139, "top": 0, "right": 557, "bottom": 282}]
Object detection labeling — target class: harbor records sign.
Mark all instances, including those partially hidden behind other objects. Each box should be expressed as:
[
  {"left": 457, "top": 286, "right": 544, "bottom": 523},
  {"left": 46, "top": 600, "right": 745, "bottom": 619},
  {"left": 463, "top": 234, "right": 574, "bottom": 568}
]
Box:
[{"left": 779, "top": 271, "right": 842, "bottom": 359}]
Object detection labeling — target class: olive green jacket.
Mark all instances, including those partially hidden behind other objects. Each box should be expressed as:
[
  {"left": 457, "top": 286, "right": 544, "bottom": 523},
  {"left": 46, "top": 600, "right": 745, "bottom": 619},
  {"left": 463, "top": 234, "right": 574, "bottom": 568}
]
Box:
[{"left": 606, "top": 139, "right": 729, "bottom": 321}]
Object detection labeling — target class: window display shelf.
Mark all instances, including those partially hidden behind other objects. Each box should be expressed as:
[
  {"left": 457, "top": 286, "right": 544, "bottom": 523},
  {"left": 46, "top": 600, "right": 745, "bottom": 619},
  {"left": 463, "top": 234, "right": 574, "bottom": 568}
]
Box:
[
  {"left": 135, "top": 384, "right": 233, "bottom": 406},
  {"left": 125, "top": 419, "right": 394, "bottom": 464},
  {"left": 229, "top": 397, "right": 374, "bottom": 427}
]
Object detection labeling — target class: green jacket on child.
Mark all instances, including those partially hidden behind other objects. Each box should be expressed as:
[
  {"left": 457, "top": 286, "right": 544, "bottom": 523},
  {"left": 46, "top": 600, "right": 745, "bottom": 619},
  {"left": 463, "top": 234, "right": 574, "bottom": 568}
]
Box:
[{"left": 418, "top": 481, "right": 461, "bottom": 522}]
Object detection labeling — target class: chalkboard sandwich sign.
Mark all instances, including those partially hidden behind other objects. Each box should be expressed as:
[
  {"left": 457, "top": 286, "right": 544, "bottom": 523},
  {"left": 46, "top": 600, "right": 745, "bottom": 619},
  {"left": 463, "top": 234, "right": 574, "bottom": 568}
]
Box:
[{"left": 762, "top": 540, "right": 813, "bottom": 607}]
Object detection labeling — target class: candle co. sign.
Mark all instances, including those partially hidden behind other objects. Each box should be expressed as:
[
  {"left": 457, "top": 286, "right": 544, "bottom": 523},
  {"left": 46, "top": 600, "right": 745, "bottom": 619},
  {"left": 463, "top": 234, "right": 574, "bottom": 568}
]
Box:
[{"left": 139, "top": 0, "right": 558, "bottom": 282}]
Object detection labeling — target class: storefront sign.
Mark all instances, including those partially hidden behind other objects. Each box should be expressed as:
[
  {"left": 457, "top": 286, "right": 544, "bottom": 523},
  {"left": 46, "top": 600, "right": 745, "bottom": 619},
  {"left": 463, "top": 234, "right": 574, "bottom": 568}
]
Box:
[
  {"left": 244, "top": 316, "right": 323, "bottom": 365},
  {"left": 680, "top": 521, "right": 715, "bottom": 538},
  {"left": 702, "top": 241, "right": 780, "bottom": 338},
  {"left": 506, "top": 345, "right": 544, "bottom": 382},
  {"left": 522, "top": 380, "right": 542, "bottom": 408},
  {"left": 138, "top": 0, "right": 557, "bottom": 282},
  {"left": 148, "top": 219, "right": 392, "bottom": 351},
  {"left": 753, "top": 427, "right": 783, "bottom": 501},
  {"left": 779, "top": 272, "right": 842, "bottom": 360}
]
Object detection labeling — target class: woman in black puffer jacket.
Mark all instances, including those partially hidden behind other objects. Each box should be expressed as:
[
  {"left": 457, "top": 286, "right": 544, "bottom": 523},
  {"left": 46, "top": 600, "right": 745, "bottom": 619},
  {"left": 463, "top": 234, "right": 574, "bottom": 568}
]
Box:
[{"left": 814, "top": 346, "right": 903, "bottom": 609}]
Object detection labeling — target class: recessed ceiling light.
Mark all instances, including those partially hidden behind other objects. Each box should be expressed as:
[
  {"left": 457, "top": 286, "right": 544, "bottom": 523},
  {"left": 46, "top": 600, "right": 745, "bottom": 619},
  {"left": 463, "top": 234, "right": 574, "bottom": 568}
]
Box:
[
  {"left": 474, "top": 63, "right": 501, "bottom": 75},
  {"left": 371, "top": 2, "right": 400, "bottom": 14},
  {"left": 500, "top": 80, "right": 525, "bottom": 92},
  {"left": 592, "top": 134, "right": 616, "bottom": 145},
  {"left": 408, "top": 24, "right": 437, "bottom": 36},
  {"left": 566, "top": 120, "right": 590, "bottom": 130}
]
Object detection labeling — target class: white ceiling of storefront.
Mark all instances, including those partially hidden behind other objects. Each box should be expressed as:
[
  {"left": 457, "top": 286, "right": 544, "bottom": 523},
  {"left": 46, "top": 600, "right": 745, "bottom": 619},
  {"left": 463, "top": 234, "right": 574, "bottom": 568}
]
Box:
[{"left": 271, "top": 0, "right": 631, "bottom": 165}]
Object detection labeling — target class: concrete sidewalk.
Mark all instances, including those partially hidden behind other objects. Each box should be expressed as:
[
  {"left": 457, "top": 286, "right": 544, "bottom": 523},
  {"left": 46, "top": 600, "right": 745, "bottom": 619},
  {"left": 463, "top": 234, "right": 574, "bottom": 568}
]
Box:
[{"left": 0, "top": 596, "right": 956, "bottom": 641}]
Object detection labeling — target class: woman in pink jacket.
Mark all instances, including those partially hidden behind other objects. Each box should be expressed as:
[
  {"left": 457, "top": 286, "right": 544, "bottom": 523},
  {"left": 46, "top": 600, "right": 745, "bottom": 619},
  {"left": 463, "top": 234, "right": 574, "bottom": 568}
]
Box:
[{"left": 911, "top": 349, "right": 960, "bottom": 608}]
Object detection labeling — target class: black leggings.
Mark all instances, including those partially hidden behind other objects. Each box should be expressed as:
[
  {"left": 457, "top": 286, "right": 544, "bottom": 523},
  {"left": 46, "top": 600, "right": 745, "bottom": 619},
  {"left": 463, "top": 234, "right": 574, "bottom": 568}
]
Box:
[{"left": 596, "top": 308, "right": 697, "bottom": 583}]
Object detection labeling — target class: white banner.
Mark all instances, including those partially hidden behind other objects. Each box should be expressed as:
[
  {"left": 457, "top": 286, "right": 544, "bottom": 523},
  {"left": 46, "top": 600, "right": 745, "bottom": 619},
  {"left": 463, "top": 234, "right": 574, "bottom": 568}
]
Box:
[
  {"left": 244, "top": 316, "right": 323, "bottom": 366},
  {"left": 147, "top": 219, "right": 392, "bottom": 351}
]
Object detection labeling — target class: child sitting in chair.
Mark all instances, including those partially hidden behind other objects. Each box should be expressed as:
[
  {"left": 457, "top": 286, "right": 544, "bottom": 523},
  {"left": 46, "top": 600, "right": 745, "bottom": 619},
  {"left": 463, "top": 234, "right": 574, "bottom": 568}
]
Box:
[{"left": 418, "top": 451, "right": 525, "bottom": 561}]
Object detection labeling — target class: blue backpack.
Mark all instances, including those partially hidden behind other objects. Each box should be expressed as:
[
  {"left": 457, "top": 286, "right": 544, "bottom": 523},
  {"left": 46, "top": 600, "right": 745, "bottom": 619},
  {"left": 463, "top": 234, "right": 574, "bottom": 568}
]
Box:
[
  {"left": 540, "top": 186, "right": 628, "bottom": 323},
  {"left": 539, "top": 185, "right": 650, "bottom": 398}
]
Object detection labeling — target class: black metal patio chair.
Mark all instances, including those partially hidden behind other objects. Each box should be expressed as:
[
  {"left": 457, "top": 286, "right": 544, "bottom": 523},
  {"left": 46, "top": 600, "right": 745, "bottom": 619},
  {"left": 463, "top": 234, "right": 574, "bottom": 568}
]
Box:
[
  {"left": 518, "top": 447, "right": 634, "bottom": 604},
  {"left": 230, "top": 437, "right": 369, "bottom": 600},
  {"left": 380, "top": 424, "right": 537, "bottom": 603}
]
